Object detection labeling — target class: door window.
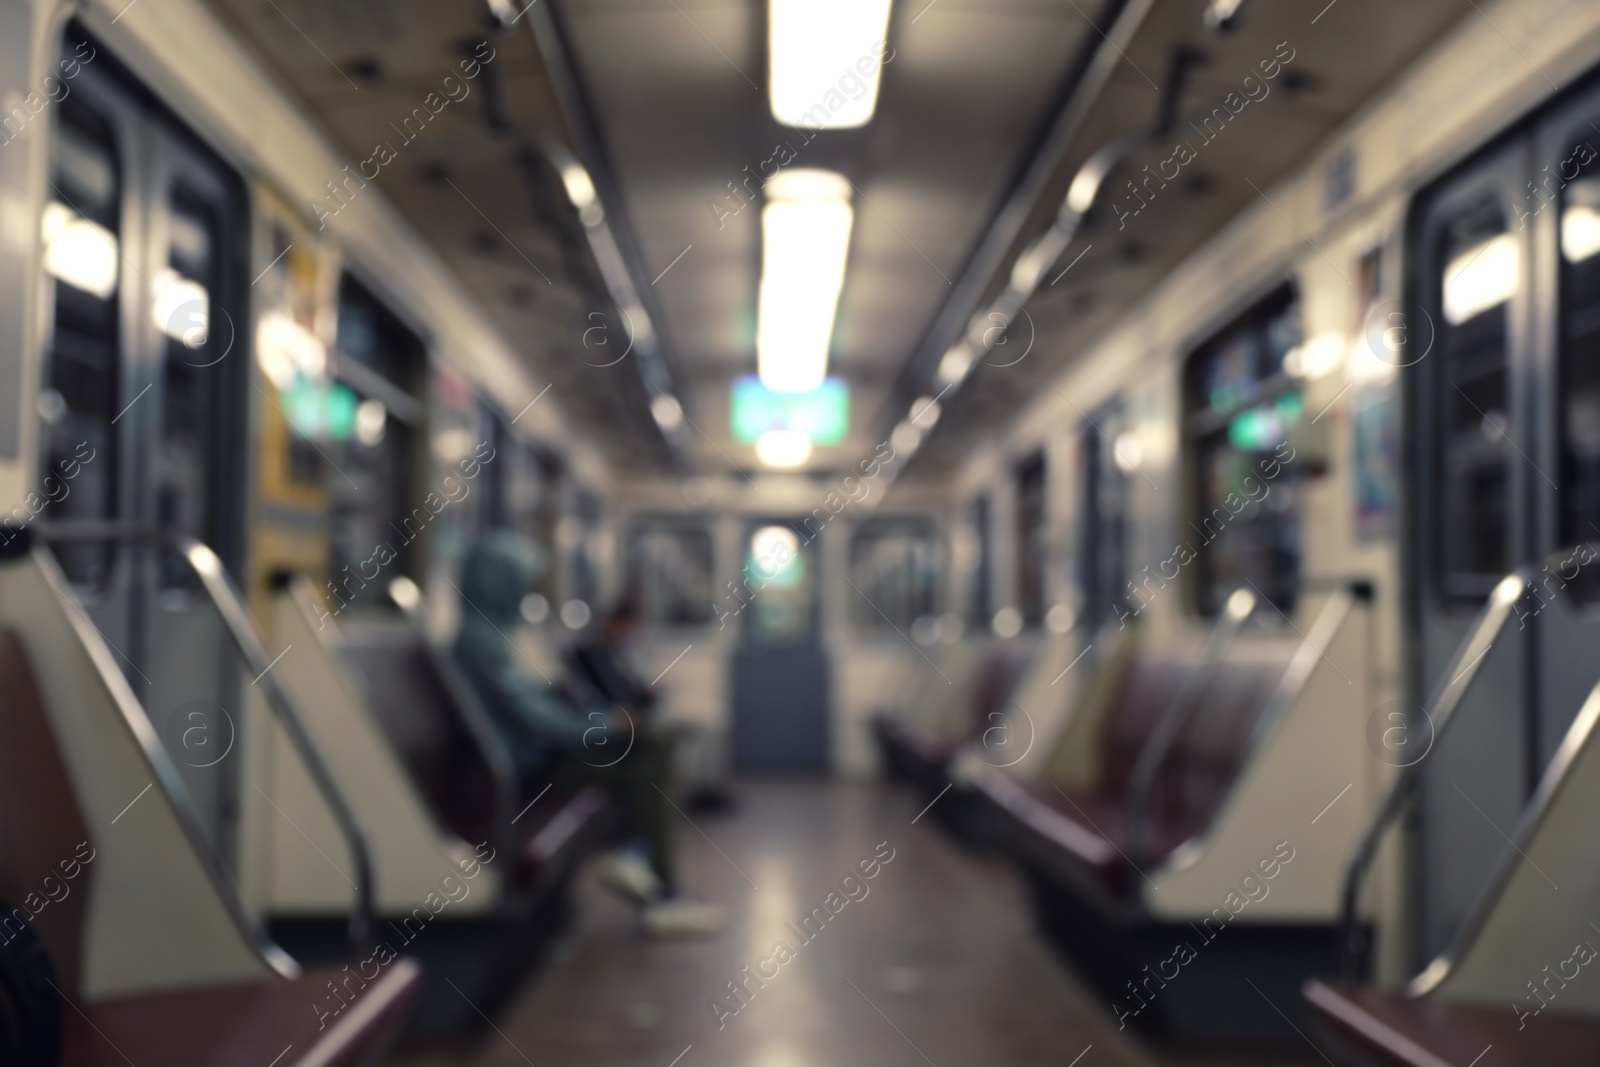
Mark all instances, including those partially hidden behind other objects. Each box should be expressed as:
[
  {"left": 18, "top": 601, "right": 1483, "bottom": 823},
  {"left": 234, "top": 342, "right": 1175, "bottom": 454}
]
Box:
[
  {"left": 1183, "top": 285, "right": 1304, "bottom": 617},
  {"left": 1433, "top": 200, "right": 1516, "bottom": 599},
  {"left": 1558, "top": 167, "right": 1600, "bottom": 590},
  {"left": 39, "top": 101, "right": 121, "bottom": 587}
]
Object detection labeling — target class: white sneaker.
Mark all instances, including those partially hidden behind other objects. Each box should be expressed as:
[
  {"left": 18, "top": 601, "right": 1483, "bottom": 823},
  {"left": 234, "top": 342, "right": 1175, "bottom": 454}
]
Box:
[
  {"left": 596, "top": 851, "right": 662, "bottom": 904},
  {"left": 641, "top": 898, "right": 725, "bottom": 939}
]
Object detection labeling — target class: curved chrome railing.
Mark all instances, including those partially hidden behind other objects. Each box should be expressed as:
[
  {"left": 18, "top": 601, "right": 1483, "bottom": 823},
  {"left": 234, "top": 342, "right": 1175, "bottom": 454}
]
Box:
[
  {"left": 1336, "top": 566, "right": 1534, "bottom": 979},
  {"left": 1409, "top": 663, "right": 1600, "bottom": 996},
  {"left": 1126, "top": 585, "right": 1258, "bottom": 861},
  {"left": 288, "top": 573, "right": 522, "bottom": 872},
  {"left": 31, "top": 521, "right": 375, "bottom": 952},
  {"left": 1156, "top": 580, "right": 1375, "bottom": 875}
]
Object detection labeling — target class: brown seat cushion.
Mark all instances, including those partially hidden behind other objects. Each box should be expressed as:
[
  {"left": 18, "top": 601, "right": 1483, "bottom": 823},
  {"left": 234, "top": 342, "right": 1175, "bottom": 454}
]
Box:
[
  {"left": 873, "top": 647, "right": 1028, "bottom": 775},
  {"left": 64, "top": 959, "right": 423, "bottom": 1067},
  {"left": 512, "top": 786, "right": 611, "bottom": 891},
  {"left": 981, "top": 638, "right": 1294, "bottom": 899},
  {"left": 1303, "top": 979, "right": 1600, "bottom": 1066},
  {"left": 0, "top": 628, "right": 92, "bottom": 991},
  {"left": 0, "top": 624, "right": 422, "bottom": 1063},
  {"left": 339, "top": 621, "right": 497, "bottom": 844}
]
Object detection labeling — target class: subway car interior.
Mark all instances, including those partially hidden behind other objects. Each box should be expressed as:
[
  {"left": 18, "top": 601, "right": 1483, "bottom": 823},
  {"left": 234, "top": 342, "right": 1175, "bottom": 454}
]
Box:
[{"left": 9, "top": 0, "right": 1600, "bottom": 1064}]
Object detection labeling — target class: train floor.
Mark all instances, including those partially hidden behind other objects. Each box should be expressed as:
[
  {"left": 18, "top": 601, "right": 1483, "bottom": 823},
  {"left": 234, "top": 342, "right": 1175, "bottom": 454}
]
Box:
[{"left": 387, "top": 780, "right": 1319, "bottom": 1067}]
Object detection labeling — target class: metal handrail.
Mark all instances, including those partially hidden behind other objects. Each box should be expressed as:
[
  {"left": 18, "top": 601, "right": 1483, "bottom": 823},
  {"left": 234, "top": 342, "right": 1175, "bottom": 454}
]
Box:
[
  {"left": 1156, "top": 581, "right": 1375, "bottom": 875},
  {"left": 289, "top": 574, "right": 522, "bottom": 872},
  {"left": 1336, "top": 566, "right": 1534, "bottom": 980},
  {"left": 1410, "top": 661, "right": 1600, "bottom": 996},
  {"left": 1126, "top": 585, "right": 1258, "bottom": 861},
  {"left": 32, "top": 520, "right": 375, "bottom": 951}
]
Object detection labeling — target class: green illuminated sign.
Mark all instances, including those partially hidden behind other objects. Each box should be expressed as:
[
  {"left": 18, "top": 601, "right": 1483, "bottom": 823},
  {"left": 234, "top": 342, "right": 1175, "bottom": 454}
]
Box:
[
  {"left": 731, "top": 376, "right": 849, "bottom": 445},
  {"left": 284, "top": 379, "right": 358, "bottom": 441}
]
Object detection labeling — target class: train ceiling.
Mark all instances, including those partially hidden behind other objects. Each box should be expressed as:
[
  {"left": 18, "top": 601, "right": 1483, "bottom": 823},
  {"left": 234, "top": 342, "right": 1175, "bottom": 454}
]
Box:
[{"left": 202, "top": 0, "right": 1473, "bottom": 482}]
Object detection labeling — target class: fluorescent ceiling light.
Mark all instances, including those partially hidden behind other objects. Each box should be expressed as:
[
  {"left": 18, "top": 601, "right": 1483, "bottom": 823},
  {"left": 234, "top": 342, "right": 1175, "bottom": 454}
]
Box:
[
  {"left": 936, "top": 346, "right": 974, "bottom": 386},
  {"left": 560, "top": 163, "right": 596, "bottom": 210},
  {"left": 41, "top": 201, "right": 118, "bottom": 300},
  {"left": 1443, "top": 233, "right": 1517, "bottom": 326},
  {"left": 755, "top": 428, "right": 813, "bottom": 468},
  {"left": 650, "top": 394, "right": 684, "bottom": 432},
  {"left": 757, "top": 169, "right": 853, "bottom": 394},
  {"left": 769, "top": 0, "right": 892, "bottom": 130},
  {"left": 890, "top": 421, "right": 922, "bottom": 455},
  {"left": 909, "top": 396, "right": 940, "bottom": 429}
]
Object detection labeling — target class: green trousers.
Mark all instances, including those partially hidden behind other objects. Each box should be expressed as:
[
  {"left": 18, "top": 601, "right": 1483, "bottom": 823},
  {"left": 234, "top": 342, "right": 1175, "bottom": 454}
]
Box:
[{"left": 550, "top": 728, "right": 676, "bottom": 888}]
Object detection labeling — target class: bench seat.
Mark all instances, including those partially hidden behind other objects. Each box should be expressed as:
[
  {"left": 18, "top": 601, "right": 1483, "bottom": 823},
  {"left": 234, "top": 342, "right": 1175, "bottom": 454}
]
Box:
[
  {"left": 65, "top": 960, "right": 423, "bottom": 1067},
  {"left": 1303, "top": 979, "right": 1600, "bottom": 1066}
]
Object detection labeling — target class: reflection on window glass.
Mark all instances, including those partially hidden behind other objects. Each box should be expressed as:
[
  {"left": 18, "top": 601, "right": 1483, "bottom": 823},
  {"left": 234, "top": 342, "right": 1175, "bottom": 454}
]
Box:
[
  {"left": 1080, "top": 401, "right": 1130, "bottom": 629},
  {"left": 1435, "top": 198, "right": 1512, "bottom": 599},
  {"left": 1560, "top": 172, "right": 1600, "bottom": 602},
  {"left": 850, "top": 520, "right": 939, "bottom": 631},
  {"left": 629, "top": 521, "right": 714, "bottom": 626},
  {"left": 41, "top": 100, "right": 120, "bottom": 588},
  {"left": 1185, "top": 287, "right": 1303, "bottom": 617},
  {"left": 327, "top": 276, "right": 425, "bottom": 598},
  {"left": 747, "top": 524, "right": 811, "bottom": 642},
  {"left": 156, "top": 189, "right": 226, "bottom": 591}
]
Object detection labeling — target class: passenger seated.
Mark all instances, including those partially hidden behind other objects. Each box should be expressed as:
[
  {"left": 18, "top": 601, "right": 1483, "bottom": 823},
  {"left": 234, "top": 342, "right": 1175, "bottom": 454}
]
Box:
[
  {"left": 566, "top": 596, "right": 658, "bottom": 714},
  {"left": 453, "top": 533, "right": 722, "bottom": 938}
]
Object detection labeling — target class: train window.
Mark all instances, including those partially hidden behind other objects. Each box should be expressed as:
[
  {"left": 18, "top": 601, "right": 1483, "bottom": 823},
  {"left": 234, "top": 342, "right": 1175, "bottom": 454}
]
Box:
[
  {"left": 328, "top": 276, "right": 426, "bottom": 595},
  {"left": 1433, "top": 199, "right": 1514, "bottom": 599},
  {"left": 964, "top": 495, "right": 992, "bottom": 629},
  {"left": 745, "top": 523, "right": 814, "bottom": 642},
  {"left": 155, "top": 188, "right": 231, "bottom": 591},
  {"left": 561, "top": 489, "right": 604, "bottom": 618},
  {"left": 1014, "top": 453, "right": 1047, "bottom": 629},
  {"left": 39, "top": 100, "right": 121, "bottom": 587},
  {"left": 1559, "top": 167, "right": 1600, "bottom": 584},
  {"left": 1183, "top": 285, "right": 1304, "bottom": 617},
  {"left": 849, "top": 520, "right": 940, "bottom": 631},
  {"left": 1079, "top": 401, "right": 1130, "bottom": 630},
  {"left": 628, "top": 520, "right": 714, "bottom": 626}
]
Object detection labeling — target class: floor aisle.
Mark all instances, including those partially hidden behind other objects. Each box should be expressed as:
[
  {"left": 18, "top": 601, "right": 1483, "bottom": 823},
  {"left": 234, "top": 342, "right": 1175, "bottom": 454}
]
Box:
[{"left": 396, "top": 780, "right": 1316, "bottom": 1067}]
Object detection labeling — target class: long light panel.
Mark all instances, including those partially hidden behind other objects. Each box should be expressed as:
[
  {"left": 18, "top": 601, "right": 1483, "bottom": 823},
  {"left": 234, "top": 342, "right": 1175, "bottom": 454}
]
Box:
[
  {"left": 757, "top": 169, "right": 853, "bottom": 394},
  {"left": 768, "top": 0, "right": 893, "bottom": 130}
]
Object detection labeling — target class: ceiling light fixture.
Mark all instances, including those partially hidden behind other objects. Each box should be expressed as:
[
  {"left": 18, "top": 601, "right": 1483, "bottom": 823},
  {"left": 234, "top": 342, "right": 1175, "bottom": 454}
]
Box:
[
  {"left": 755, "top": 428, "right": 813, "bottom": 468},
  {"left": 909, "top": 396, "right": 941, "bottom": 429},
  {"left": 650, "top": 394, "right": 684, "bottom": 432},
  {"left": 768, "top": 0, "right": 893, "bottom": 130},
  {"left": 757, "top": 169, "right": 853, "bottom": 394}
]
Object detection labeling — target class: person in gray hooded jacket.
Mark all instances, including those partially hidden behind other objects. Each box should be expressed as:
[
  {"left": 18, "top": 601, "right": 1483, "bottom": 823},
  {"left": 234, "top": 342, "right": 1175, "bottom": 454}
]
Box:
[{"left": 453, "top": 532, "right": 721, "bottom": 937}]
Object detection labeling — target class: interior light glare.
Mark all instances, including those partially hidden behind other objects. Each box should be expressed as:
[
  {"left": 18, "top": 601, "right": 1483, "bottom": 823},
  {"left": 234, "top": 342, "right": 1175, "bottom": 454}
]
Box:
[
  {"left": 41, "top": 202, "right": 118, "bottom": 300},
  {"left": 1443, "top": 233, "right": 1518, "bottom": 326},
  {"left": 757, "top": 169, "right": 853, "bottom": 393},
  {"left": 755, "top": 428, "right": 814, "bottom": 468},
  {"left": 768, "top": 0, "right": 893, "bottom": 131}
]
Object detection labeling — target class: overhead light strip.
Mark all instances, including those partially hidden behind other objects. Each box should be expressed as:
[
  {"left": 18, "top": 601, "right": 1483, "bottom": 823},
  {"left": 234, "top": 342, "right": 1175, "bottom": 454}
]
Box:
[
  {"left": 768, "top": 0, "right": 893, "bottom": 130},
  {"left": 757, "top": 169, "right": 853, "bottom": 396}
]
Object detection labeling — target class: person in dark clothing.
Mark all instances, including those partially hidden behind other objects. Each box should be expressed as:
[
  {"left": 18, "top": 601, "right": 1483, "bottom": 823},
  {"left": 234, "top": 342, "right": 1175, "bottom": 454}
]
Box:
[
  {"left": 452, "top": 533, "right": 721, "bottom": 937},
  {"left": 567, "top": 598, "right": 657, "bottom": 715}
]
